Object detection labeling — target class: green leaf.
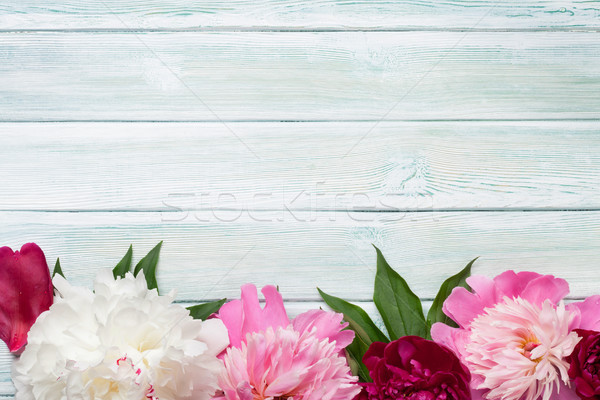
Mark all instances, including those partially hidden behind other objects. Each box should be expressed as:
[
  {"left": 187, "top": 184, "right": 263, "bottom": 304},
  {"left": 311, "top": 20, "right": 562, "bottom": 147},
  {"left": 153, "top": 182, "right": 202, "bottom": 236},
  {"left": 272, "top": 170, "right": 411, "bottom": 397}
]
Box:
[
  {"left": 134, "top": 241, "right": 162, "bottom": 292},
  {"left": 373, "top": 246, "right": 428, "bottom": 340},
  {"left": 345, "top": 336, "right": 372, "bottom": 382},
  {"left": 187, "top": 298, "right": 227, "bottom": 320},
  {"left": 112, "top": 245, "right": 133, "bottom": 280},
  {"left": 52, "top": 258, "right": 65, "bottom": 278},
  {"left": 318, "top": 288, "right": 388, "bottom": 344},
  {"left": 427, "top": 257, "right": 477, "bottom": 332}
]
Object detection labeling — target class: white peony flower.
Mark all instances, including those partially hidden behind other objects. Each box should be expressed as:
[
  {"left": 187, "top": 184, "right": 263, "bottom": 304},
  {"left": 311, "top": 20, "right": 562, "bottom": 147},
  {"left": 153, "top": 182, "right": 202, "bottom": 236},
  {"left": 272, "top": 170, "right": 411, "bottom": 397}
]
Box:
[{"left": 12, "top": 270, "right": 229, "bottom": 400}]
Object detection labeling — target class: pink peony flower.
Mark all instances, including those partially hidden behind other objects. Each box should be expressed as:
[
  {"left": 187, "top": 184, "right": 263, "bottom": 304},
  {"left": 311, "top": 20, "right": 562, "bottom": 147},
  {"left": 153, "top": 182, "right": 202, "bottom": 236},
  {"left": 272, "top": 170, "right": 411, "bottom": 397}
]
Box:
[
  {"left": 431, "top": 271, "right": 581, "bottom": 400},
  {"left": 0, "top": 243, "right": 53, "bottom": 353},
  {"left": 214, "top": 284, "right": 360, "bottom": 400},
  {"left": 359, "top": 336, "right": 471, "bottom": 400}
]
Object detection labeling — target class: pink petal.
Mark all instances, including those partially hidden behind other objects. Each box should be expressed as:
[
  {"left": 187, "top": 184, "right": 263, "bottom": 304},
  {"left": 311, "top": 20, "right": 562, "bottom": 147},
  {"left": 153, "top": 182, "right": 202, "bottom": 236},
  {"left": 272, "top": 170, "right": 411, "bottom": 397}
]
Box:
[
  {"left": 550, "top": 382, "right": 580, "bottom": 400},
  {"left": 239, "top": 284, "right": 264, "bottom": 338},
  {"left": 218, "top": 297, "right": 245, "bottom": 348},
  {"left": 430, "top": 322, "right": 469, "bottom": 359},
  {"left": 493, "top": 270, "right": 542, "bottom": 298},
  {"left": 568, "top": 295, "right": 600, "bottom": 331},
  {"left": 466, "top": 274, "right": 499, "bottom": 309},
  {"left": 470, "top": 388, "right": 486, "bottom": 400},
  {"left": 259, "top": 285, "right": 289, "bottom": 331},
  {"left": 217, "top": 284, "right": 289, "bottom": 349},
  {"left": 0, "top": 243, "right": 53, "bottom": 353},
  {"left": 443, "top": 286, "right": 487, "bottom": 327},
  {"left": 292, "top": 309, "right": 354, "bottom": 352},
  {"left": 520, "top": 274, "right": 569, "bottom": 306}
]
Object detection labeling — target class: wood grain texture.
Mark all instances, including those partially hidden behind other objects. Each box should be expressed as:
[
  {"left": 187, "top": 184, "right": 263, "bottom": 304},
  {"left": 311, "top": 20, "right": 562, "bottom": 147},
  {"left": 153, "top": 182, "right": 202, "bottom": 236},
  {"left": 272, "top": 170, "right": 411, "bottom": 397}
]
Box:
[
  {"left": 1, "top": 32, "right": 599, "bottom": 121},
  {"left": 1, "top": 1, "right": 599, "bottom": 30},
  {"left": 1, "top": 121, "right": 600, "bottom": 211},
  {"left": 0, "top": 211, "right": 598, "bottom": 302}
]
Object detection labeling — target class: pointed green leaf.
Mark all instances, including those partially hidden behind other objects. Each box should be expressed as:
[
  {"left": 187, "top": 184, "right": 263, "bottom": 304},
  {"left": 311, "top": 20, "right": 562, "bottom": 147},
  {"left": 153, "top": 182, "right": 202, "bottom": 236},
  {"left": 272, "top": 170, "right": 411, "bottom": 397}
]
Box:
[
  {"left": 427, "top": 257, "right": 477, "bottom": 331},
  {"left": 134, "top": 241, "right": 162, "bottom": 292},
  {"left": 53, "top": 258, "right": 65, "bottom": 278},
  {"left": 318, "top": 288, "right": 388, "bottom": 344},
  {"left": 187, "top": 298, "right": 227, "bottom": 320},
  {"left": 345, "top": 336, "right": 372, "bottom": 382},
  {"left": 112, "top": 245, "right": 133, "bottom": 280},
  {"left": 373, "top": 246, "right": 428, "bottom": 340}
]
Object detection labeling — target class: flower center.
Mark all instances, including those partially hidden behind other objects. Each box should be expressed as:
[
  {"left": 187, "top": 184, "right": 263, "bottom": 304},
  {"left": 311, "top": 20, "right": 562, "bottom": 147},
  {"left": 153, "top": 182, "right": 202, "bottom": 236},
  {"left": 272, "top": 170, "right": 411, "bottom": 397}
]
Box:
[
  {"left": 522, "top": 339, "right": 541, "bottom": 361},
  {"left": 584, "top": 338, "right": 600, "bottom": 376},
  {"left": 115, "top": 355, "right": 158, "bottom": 399}
]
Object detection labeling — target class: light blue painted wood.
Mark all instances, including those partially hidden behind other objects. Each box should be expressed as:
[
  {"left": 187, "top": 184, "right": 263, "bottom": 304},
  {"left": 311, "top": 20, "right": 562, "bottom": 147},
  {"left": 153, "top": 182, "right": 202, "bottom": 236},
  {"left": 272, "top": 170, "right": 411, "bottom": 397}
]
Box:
[
  {"left": 1, "top": 121, "right": 599, "bottom": 211},
  {"left": 0, "top": 32, "right": 599, "bottom": 121},
  {"left": 1, "top": 211, "right": 598, "bottom": 301},
  {"left": 1, "top": 0, "right": 599, "bottom": 396},
  {"left": 1, "top": 0, "right": 599, "bottom": 30}
]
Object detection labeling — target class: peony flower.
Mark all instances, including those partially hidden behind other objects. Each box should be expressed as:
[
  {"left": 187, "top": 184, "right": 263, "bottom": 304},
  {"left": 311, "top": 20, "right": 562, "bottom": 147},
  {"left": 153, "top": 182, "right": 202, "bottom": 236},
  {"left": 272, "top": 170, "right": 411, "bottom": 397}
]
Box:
[
  {"left": 431, "top": 270, "right": 581, "bottom": 400},
  {"left": 12, "top": 270, "right": 229, "bottom": 400},
  {"left": 359, "top": 336, "right": 471, "bottom": 400},
  {"left": 0, "top": 243, "right": 53, "bottom": 353},
  {"left": 214, "top": 284, "right": 360, "bottom": 400},
  {"left": 566, "top": 329, "right": 600, "bottom": 400}
]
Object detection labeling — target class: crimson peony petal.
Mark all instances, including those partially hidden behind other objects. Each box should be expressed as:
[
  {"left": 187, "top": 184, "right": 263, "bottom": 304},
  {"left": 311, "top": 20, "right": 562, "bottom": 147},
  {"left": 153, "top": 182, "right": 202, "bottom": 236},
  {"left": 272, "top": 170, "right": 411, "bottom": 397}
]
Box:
[
  {"left": 0, "top": 243, "right": 53, "bottom": 353},
  {"left": 361, "top": 336, "right": 471, "bottom": 400},
  {"left": 567, "top": 329, "right": 600, "bottom": 400}
]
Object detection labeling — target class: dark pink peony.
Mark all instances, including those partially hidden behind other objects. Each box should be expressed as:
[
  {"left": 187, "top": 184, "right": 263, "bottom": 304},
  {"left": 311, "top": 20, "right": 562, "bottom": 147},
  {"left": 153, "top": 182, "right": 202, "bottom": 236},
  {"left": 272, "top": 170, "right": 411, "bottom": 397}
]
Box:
[
  {"left": 567, "top": 329, "right": 600, "bottom": 400},
  {"left": 359, "top": 336, "right": 471, "bottom": 400},
  {"left": 0, "top": 243, "right": 53, "bottom": 353}
]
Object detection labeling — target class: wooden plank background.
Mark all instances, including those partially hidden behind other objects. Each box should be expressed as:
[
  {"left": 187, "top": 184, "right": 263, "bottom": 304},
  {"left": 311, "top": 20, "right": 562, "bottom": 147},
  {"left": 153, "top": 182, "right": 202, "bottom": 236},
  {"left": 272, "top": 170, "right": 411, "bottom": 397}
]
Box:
[{"left": 1, "top": 0, "right": 599, "bottom": 397}]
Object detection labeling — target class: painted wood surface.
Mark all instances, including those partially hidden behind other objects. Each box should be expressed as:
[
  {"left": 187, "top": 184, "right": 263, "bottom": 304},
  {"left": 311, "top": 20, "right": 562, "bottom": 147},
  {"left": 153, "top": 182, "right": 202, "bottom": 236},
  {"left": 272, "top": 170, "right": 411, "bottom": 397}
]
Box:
[
  {"left": 1, "top": 121, "right": 599, "bottom": 211},
  {"left": 1, "top": 32, "right": 599, "bottom": 121},
  {"left": 1, "top": 1, "right": 599, "bottom": 30},
  {"left": 1, "top": 211, "right": 598, "bottom": 301},
  {"left": 1, "top": 0, "right": 599, "bottom": 396}
]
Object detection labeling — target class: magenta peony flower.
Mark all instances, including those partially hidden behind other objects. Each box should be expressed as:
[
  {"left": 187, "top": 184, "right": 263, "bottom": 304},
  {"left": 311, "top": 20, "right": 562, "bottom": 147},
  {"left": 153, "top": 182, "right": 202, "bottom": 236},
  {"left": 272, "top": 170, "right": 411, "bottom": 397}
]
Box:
[
  {"left": 431, "top": 271, "right": 581, "bottom": 400},
  {"left": 360, "top": 336, "right": 471, "bottom": 400},
  {"left": 566, "top": 329, "right": 600, "bottom": 400},
  {"left": 0, "top": 243, "right": 53, "bottom": 353},
  {"left": 213, "top": 284, "right": 360, "bottom": 400}
]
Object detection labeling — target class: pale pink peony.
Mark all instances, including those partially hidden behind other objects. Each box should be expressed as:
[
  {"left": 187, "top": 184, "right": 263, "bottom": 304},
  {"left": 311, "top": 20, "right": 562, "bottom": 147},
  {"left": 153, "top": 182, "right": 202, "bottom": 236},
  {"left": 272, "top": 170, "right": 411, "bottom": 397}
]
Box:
[
  {"left": 432, "top": 271, "right": 581, "bottom": 400},
  {"left": 213, "top": 284, "right": 360, "bottom": 400}
]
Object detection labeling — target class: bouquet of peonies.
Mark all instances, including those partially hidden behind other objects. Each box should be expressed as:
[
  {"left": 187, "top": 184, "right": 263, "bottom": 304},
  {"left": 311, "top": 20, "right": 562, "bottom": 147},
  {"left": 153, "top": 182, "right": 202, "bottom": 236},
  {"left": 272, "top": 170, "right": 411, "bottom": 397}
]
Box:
[{"left": 1, "top": 242, "right": 599, "bottom": 400}]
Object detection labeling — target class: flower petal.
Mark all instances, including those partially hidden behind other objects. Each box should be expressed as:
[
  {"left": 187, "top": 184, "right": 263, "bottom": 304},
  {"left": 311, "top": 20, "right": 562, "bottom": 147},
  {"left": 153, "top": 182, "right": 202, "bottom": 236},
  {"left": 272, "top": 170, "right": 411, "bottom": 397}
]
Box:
[
  {"left": 0, "top": 243, "right": 53, "bottom": 353},
  {"left": 292, "top": 309, "right": 354, "bottom": 352},
  {"left": 217, "top": 284, "right": 289, "bottom": 349},
  {"left": 568, "top": 295, "right": 600, "bottom": 331}
]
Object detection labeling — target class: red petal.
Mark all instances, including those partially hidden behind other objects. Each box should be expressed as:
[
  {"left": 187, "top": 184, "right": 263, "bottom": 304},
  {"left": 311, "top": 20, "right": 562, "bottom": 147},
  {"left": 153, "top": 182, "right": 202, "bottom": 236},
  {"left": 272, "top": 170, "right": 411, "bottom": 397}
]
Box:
[{"left": 0, "top": 243, "right": 53, "bottom": 353}]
